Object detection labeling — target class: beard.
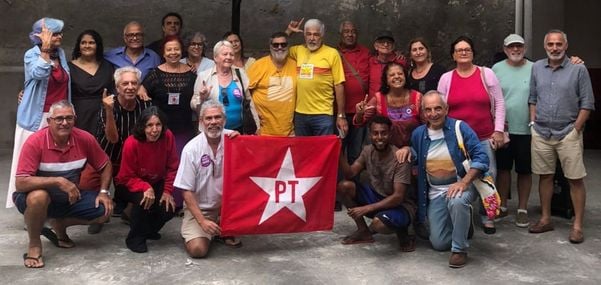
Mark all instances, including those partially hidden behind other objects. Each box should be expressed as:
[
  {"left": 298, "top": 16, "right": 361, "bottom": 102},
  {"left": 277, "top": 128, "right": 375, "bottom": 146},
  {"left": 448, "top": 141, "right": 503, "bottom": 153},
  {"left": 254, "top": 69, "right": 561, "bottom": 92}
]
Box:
[
  {"left": 507, "top": 53, "right": 524, "bottom": 63},
  {"left": 201, "top": 124, "right": 223, "bottom": 139},
  {"left": 306, "top": 42, "right": 321, "bottom": 52},
  {"left": 270, "top": 50, "right": 288, "bottom": 63},
  {"left": 546, "top": 50, "right": 565, "bottom": 61}
]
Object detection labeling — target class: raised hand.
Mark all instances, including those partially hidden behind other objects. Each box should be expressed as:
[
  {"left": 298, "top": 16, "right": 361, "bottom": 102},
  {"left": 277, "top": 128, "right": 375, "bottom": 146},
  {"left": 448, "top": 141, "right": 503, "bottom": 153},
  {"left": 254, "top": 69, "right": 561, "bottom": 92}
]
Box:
[{"left": 287, "top": 18, "right": 304, "bottom": 34}]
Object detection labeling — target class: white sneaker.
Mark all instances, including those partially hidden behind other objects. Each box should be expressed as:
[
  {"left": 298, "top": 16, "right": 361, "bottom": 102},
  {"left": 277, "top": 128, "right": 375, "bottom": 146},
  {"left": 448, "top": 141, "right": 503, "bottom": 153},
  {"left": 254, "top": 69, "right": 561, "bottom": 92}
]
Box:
[{"left": 515, "top": 209, "right": 529, "bottom": 228}]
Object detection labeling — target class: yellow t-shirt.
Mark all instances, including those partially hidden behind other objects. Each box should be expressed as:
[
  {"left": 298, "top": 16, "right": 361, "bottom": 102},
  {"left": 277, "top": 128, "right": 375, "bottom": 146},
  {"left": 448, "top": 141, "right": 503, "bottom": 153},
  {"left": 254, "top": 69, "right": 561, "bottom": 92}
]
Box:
[
  {"left": 289, "top": 44, "right": 345, "bottom": 115},
  {"left": 247, "top": 55, "right": 297, "bottom": 136}
]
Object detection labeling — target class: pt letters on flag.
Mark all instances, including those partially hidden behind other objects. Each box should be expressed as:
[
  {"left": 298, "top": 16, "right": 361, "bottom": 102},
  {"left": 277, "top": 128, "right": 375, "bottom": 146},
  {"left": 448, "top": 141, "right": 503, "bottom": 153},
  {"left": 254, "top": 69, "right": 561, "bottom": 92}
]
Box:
[{"left": 221, "top": 135, "right": 340, "bottom": 235}]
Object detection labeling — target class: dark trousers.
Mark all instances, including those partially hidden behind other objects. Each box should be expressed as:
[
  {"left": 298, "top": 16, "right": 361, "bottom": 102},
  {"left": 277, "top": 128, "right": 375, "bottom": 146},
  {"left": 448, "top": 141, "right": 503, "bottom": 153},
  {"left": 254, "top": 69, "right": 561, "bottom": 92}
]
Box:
[{"left": 121, "top": 181, "right": 175, "bottom": 245}]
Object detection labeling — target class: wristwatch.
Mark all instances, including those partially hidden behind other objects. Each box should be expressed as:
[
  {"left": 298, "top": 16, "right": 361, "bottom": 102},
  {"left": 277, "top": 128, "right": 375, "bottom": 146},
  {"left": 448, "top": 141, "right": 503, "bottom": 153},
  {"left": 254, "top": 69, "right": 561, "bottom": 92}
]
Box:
[
  {"left": 337, "top": 113, "right": 346, "bottom": 119},
  {"left": 99, "top": 189, "right": 111, "bottom": 196}
]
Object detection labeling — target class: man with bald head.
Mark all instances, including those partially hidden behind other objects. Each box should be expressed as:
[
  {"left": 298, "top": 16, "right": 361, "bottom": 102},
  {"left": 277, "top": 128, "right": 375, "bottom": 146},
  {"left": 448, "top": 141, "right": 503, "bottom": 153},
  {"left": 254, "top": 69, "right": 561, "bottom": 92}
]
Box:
[{"left": 105, "top": 21, "right": 160, "bottom": 80}]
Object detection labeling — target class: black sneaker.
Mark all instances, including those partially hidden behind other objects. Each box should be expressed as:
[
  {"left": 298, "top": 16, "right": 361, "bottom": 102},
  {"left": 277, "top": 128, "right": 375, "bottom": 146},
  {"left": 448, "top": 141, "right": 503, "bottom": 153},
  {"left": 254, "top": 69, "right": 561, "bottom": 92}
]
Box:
[{"left": 87, "top": 223, "right": 104, "bottom": 234}]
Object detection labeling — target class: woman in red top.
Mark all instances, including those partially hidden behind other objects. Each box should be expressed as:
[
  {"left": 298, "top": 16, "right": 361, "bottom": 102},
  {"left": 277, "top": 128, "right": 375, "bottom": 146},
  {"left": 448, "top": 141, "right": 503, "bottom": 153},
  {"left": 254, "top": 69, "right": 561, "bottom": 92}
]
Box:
[
  {"left": 354, "top": 62, "right": 422, "bottom": 149},
  {"left": 116, "top": 106, "right": 179, "bottom": 253}
]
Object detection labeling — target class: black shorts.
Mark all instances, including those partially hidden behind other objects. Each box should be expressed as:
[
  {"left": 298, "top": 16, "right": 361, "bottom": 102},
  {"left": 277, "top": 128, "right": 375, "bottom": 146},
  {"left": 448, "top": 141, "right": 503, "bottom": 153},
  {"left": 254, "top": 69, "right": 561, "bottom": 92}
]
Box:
[{"left": 495, "top": 134, "right": 532, "bottom": 174}]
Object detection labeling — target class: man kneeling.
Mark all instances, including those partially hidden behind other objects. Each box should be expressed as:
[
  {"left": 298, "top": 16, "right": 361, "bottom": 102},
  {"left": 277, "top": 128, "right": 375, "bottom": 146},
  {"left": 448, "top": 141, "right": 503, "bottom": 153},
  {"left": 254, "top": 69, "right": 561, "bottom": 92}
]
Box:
[
  {"left": 337, "top": 115, "right": 416, "bottom": 251},
  {"left": 13, "top": 100, "right": 113, "bottom": 268}
]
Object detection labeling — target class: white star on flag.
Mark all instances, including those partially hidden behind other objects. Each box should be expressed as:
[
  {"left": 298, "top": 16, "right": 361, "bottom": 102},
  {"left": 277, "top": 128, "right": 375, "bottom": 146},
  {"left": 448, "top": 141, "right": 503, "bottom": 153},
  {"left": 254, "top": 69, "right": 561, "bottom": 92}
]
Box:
[{"left": 250, "top": 147, "right": 322, "bottom": 225}]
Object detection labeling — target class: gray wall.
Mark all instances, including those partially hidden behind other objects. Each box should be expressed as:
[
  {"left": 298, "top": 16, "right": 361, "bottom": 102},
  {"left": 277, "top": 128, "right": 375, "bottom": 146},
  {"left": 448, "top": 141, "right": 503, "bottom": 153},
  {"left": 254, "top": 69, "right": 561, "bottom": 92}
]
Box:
[{"left": 0, "top": 0, "right": 517, "bottom": 149}]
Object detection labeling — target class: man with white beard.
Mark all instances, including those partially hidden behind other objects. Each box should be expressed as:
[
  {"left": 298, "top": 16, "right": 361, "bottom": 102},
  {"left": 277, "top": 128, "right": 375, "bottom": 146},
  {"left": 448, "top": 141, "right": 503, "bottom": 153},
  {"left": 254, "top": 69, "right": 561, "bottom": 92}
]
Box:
[
  {"left": 285, "top": 18, "right": 348, "bottom": 137},
  {"left": 247, "top": 32, "right": 297, "bottom": 136},
  {"left": 174, "top": 100, "right": 241, "bottom": 258},
  {"left": 528, "top": 30, "right": 594, "bottom": 244},
  {"left": 491, "top": 34, "right": 534, "bottom": 228}
]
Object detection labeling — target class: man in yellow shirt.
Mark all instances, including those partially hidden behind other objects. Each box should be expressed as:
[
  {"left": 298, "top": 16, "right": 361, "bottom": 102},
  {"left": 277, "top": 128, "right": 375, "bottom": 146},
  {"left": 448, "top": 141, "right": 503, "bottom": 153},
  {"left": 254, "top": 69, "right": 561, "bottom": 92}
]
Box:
[
  {"left": 286, "top": 18, "right": 348, "bottom": 136},
  {"left": 247, "top": 32, "right": 297, "bottom": 136}
]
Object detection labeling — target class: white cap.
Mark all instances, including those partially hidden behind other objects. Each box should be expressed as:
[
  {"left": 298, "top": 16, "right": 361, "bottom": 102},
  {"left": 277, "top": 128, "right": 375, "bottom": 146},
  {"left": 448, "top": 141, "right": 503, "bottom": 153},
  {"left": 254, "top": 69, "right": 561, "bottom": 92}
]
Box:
[{"left": 503, "top": 34, "right": 525, "bottom": 46}]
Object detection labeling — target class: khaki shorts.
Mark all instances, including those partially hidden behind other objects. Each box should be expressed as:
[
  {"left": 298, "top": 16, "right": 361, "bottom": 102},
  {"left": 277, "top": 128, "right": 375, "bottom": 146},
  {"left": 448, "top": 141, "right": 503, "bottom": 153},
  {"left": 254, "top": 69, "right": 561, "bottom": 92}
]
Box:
[
  {"left": 531, "top": 127, "right": 586, "bottom": 179},
  {"left": 181, "top": 208, "right": 219, "bottom": 242}
]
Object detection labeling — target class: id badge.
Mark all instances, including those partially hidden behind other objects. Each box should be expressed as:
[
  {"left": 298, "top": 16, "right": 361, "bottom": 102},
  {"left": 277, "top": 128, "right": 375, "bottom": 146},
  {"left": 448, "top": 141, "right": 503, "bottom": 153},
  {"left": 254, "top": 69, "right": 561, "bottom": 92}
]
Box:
[
  {"left": 299, "top": 63, "right": 314, "bottom": 79},
  {"left": 168, "top": 92, "right": 180, "bottom": 105}
]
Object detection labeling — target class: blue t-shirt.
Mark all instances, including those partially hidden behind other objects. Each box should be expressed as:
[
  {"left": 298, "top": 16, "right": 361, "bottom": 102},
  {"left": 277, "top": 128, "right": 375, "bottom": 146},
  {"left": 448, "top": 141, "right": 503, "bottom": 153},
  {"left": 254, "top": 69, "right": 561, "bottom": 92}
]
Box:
[{"left": 220, "top": 81, "right": 243, "bottom": 130}]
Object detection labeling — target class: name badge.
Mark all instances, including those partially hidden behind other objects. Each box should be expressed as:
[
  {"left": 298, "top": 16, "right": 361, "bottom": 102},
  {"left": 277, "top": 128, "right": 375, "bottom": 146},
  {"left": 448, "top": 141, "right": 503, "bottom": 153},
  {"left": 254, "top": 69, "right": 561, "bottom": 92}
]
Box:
[
  {"left": 299, "top": 63, "right": 314, "bottom": 79},
  {"left": 168, "top": 92, "right": 180, "bottom": 105}
]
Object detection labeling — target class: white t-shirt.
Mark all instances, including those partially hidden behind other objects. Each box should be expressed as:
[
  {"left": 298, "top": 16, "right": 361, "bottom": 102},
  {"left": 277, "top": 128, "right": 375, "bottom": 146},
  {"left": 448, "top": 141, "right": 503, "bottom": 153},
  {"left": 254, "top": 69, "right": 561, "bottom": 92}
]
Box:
[
  {"left": 174, "top": 132, "right": 225, "bottom": 212},
  {"left": 426, "top": 128, "right": 458, "bottom": 200}
]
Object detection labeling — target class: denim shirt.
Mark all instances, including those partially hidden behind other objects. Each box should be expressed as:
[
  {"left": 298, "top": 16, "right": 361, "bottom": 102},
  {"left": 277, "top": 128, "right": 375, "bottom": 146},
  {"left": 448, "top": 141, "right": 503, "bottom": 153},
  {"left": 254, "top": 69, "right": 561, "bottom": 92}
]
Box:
[
  {"left": 18, "top": 45, "right": 71, "bottom": 131},
  {"left": 410, "top": 117, "right": 489, "bottom": 223}
]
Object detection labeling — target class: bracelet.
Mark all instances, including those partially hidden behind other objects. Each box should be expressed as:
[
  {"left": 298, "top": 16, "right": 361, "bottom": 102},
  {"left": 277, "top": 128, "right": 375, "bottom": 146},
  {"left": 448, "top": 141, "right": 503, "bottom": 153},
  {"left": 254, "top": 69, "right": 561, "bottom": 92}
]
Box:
[
  {"left": 337, "top": 113, "right": 346, "bottom": 119},
  {"left": 40, "top": 47, "right": 52, "bottom": 53},
  {"left": 99, "top": 189, "right": 110, "bottom": 196}
]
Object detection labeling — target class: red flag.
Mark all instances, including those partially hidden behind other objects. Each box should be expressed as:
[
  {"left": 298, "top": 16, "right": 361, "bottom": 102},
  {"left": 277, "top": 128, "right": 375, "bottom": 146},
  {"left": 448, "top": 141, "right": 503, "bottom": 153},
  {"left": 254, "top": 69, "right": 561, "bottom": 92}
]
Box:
[{"left": 221, "top": 135, "right": 341, "bottom": 235}]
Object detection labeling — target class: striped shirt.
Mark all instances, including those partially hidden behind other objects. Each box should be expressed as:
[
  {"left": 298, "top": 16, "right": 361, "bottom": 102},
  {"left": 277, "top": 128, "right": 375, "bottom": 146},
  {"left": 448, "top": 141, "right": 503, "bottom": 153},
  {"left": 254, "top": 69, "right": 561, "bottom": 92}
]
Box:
[{"left": 96, "top": 98, "right": 152, "bottom": 165}]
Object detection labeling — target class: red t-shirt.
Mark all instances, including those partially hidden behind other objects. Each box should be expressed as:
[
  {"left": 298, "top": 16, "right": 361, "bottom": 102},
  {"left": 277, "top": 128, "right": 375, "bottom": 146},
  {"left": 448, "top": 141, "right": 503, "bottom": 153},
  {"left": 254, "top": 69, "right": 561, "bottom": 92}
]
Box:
[
  {"left": 339, "top": 45, "right": 370, "bottom": 114},
  {"left": 447, "top": 68, "right": 493, "bottom": 139},
  {"left": 44, "top": 65, "right": 69, "bottom": 112}
]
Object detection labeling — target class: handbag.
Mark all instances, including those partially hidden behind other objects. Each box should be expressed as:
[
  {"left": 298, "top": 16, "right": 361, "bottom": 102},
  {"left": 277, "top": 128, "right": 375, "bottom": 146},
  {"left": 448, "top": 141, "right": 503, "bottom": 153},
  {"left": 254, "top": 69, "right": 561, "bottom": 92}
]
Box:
[
  {"left": 234, "top": 68, "right": 258, "bottom": 135},
  {"left": 454, "top": 120, "right": 500, "bottom": 220}
]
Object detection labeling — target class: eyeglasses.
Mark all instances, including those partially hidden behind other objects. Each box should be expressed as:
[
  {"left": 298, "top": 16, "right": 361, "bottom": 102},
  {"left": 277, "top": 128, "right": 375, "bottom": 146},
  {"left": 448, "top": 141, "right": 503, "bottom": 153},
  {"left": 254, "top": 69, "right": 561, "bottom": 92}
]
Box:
[
  {"left": 220, "top": 88, "right": 229, "bottom": 106},
  {"left": 189, "top": 42, "right": 204, "bottom": 48},
  {"left": 52, "top": 32, "right": 63, "bottom": 37},
  {"left": 49, "top": 115, "right": 75, "bottom": 123},
  {"left": 454, "top": 48, "right": 473, "bottom": 54},
  {"left": 125, "top": 33, "right": 144, "bottom": 39},
  {"left": 271, "top": 42, "right": 288, "bottom": 48}
]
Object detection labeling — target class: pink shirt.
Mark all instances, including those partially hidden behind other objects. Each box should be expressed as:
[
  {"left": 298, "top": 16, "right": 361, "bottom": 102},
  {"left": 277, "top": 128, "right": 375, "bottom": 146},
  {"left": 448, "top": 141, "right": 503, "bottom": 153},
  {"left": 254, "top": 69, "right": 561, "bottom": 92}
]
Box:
[{"left": 437, "top": 66, "right": 505, "bottom": 139}]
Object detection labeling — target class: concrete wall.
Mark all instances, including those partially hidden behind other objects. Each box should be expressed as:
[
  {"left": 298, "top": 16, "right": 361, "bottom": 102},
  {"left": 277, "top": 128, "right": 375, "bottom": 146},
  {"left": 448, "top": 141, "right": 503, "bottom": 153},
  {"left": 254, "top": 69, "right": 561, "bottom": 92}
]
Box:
[{"left": 0, "top": 0, "right": 516, "bottom": 149}]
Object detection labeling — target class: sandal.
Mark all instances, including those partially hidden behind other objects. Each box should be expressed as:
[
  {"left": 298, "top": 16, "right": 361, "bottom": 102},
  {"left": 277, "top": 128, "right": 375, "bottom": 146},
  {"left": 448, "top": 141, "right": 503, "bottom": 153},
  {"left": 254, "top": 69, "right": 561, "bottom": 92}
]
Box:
[
  {"left": 41, "top": 227, "right": 75, "bottom": 248},
  {"left": 23, "top": 253, "right": 44, "bottom": 268},
  {"left": 215, "top": 236, "right": 243, "bottom": 248}
]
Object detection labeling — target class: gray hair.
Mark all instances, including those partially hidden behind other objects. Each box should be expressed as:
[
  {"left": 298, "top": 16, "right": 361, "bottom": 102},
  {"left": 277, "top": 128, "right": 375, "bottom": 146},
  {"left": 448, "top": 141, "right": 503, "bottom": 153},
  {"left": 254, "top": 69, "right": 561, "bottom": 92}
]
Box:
[
  {"left": 49, "top": 100, "right": 76, "bottom": 117},
  {"left": 123, "top": 21, "right": 143, "bottom": 35},
  {"left": 421, "top": 90, "right": 448, "bottom": 110},
  {"left": 544, "top": 29, "right": 568, "bottom": 44},
  {"left": 113, "top": 66, "right": 142, "bottom": 86},
  {"left": 339, "top": 20, "right": 355, "bottom": 34},
  {"left": 304, "top": 19, "right": 325, "bottom": 35},
  {"left": 213, "top": 40, "right": 234, "bottom": 58},
  {"left": 185, "top": 31, "right": 207, "bottom": 46},
  {"left": 199, "top": 99, "right": 226, "bottom": 119}
]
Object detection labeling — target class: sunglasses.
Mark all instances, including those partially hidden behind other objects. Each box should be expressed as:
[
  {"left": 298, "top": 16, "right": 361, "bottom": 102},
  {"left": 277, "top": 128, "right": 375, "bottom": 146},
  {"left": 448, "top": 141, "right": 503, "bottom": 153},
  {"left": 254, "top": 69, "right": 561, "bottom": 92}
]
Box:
[
  {"left": 271, "top": 42, "right": 288, "bottom": 48},
  {"left": 220, "top": 88, "right": 229, "bottom": 106}
]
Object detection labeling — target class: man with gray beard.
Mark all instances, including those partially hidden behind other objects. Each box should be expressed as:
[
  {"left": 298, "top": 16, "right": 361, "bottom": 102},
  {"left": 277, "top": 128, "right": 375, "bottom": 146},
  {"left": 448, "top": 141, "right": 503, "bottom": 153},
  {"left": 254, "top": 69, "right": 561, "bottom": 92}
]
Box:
[
  {"left": 247, "top": 32, "right": 297, "bottom": 136},
  {"left": 174, "top": 100, "right": 240, "bottom": 258}
]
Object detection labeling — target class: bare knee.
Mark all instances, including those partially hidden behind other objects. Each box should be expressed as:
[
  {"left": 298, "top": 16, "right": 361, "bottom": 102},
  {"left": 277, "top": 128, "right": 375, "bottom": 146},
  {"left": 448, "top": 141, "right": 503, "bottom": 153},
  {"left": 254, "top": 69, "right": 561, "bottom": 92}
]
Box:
[
  {"left": 26, "top": 190, "right": 50, "bottom": 208},
  {"left": 186, "top": 237, "right": 210, "bottom": 258},
  {"left": 370, "top": 217, "right": 393, "bottom": 234},
  {"left": 337, "top": 180, "right": 356, "bottom": 197}
]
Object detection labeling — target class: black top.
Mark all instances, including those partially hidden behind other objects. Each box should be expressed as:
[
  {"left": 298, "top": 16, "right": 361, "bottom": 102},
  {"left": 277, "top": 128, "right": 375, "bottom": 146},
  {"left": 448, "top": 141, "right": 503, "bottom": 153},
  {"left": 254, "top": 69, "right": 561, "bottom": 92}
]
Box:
[
  {"left": 407, "top": 63, "right": 446, "bottom": 95},
  {"left": 143, "top": 68, "right": 196, "bottom": 132},
  {"left": 68, "top": 59, "right": 115, "bottom": 134}
]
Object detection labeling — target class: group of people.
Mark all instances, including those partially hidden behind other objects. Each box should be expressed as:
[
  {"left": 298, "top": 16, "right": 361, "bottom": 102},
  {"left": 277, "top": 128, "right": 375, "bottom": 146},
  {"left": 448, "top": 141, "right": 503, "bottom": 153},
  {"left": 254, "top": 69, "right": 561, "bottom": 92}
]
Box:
[{"left": 7, "top": 13, "right": 594, "bottom": 270}]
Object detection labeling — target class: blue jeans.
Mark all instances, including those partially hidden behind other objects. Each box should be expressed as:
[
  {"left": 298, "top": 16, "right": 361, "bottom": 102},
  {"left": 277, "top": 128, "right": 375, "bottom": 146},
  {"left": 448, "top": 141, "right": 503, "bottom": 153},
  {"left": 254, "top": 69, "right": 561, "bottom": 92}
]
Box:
[
  {"left": 342, "top": 114, "right": 367, "bottom": 163},
  {"left": 294, "top": 112, "right": 334, "bottom": 136},
  {"left": 428, "top": 186, "right": 477, "bottom": 253}
]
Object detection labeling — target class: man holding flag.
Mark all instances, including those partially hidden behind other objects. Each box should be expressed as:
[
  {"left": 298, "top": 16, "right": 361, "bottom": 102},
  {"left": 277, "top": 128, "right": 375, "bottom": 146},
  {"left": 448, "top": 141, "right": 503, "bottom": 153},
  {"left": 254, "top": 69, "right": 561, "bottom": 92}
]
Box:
[{"left": 174, "top": 99, "right": 240, "bottom": 258}]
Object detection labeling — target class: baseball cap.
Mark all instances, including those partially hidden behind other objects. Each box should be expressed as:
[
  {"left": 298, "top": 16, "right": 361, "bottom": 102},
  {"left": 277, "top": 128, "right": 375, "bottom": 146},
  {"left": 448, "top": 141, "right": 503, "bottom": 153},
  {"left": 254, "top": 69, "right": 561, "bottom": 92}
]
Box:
[
  {"left": 503, "top": 34, "right": 525, "bottom": 46},
  {"left": 374, "top": 31, "right": 394, "bottom": 42}
]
